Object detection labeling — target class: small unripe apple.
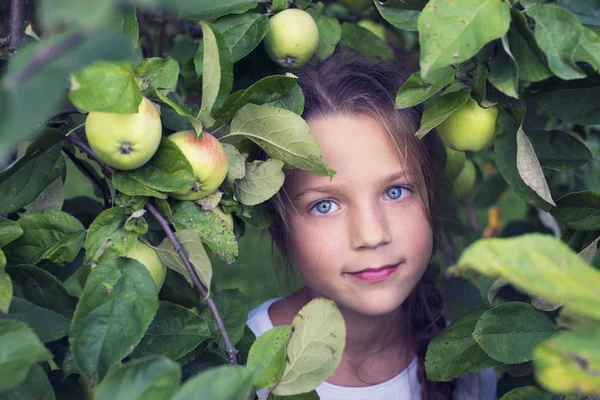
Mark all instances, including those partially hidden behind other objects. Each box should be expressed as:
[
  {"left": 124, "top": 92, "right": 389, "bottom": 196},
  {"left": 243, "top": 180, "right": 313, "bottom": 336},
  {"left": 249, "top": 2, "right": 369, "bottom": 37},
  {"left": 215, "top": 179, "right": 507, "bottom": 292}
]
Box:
[
  {"left": 85, "top": 97, "right": 162, "bottom": 170},
  {"left": 91, "top": 239, "right": 166, "bottom": 292},
  {"left": 444, "top": 144, "right": 467, "bottom": 180},
  {"left": 263, "top": 8, "right": 319, "bottom": 68},
  {"left": 453, "top": 159, "right": 476, "bottom": 201},
  {"left": 358, "top": 19, "right": 386, "bottom": 41},
  {"left": 168, "top": 130, "right": 228, "bottom": 201},
  {"left": 341, "top": 0, "right": 372, "bottom": 14},
  {"left": 436, "top": 97, "right": 500, "bottom": 152}
]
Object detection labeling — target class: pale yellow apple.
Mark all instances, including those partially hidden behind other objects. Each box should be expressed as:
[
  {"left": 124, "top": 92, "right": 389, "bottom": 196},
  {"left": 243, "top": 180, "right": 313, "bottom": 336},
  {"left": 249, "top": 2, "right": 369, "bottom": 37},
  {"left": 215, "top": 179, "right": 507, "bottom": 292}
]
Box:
[
  {"left": 85, "top": 97, "right": 162, "bottom": 170},
  {"left": 168, "top": 130, "right": 228, "bottom": 201},
  {"left": 444, "top": 144, "right": 467, "bottom": 180},
  {"left": 358, "top": 19, "right": 386, "bottom": 40},
  {"left": 263, "top": 8, "right": 319, "bottom": 68},
  {"left": 437, "top": 97, "right": 500, "bottom": 152}
]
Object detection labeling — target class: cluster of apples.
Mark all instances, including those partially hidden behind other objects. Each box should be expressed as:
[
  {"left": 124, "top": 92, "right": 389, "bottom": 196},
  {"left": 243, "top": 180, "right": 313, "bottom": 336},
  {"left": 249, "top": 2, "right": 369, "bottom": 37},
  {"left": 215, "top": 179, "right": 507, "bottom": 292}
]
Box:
[
  {"left": 437, "top": 98, "right": 500, "bottom": 201},
  {"left": 84, "top": 96, "right": 230, "bottom": 291}
]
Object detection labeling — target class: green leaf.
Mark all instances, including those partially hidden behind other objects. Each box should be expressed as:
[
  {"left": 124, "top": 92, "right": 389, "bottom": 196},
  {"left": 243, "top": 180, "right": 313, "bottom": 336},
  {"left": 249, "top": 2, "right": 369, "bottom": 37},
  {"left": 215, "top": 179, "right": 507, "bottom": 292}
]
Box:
[
  {"left": 530, "top": 77, "right": 600, "bottom": 125},
  {"left": 171, "top": 364, "right": 254, "bottom": 400},
  {"left": 493, "top": 111, "right": 554, "bottom": 211},
  {"left": 268, "top": 392, "right": 320, "bottom": 400},
  {"left": 273, "top": 298, "right": 346, "bottom": 396},
  {"left": 132, "top": 302, "right": 213, "bottom": 360},
  {"left": 198, "top": 23, "right": 234, "bottom": 128},
  {"left": 121, "top": 138, "right": 195, "bottom": 194},
  {"left": 247, "top": 325, "right": 292, "bottom": 389},
  {"left": 157, "top": 229, "right": 213, "bottom": 290},
  {"left": 533, "top": 330, "right": 600, "bottom": 395},
  {"left": 214, "top": 13, "right": 270, "bottom": 63},
  {"left": 264, "top": 82, "right": 305, "bottom": 115},
  {"left": 152, "top": 90, "right": 203, "bottom": 134},
  {"left": 4, "top": 211, "right": 85, "bottom": 266},
  {"left": 515, "top": 126, "right": 555, "bottom": 206},
  {"left": 395, "top": 66, "right": 455, "bottom": 109},
  {"left": 3, "top": 265, "right": 76, "bottom": 343},
  {"left": 0, "top": 33, "right": 137, "bottom": 160},
  {"left": 172, "top": 202, "right": 238, "bottom": 264},
  {"left": 201, "top": 289, "right": 248, "bottom": 349},
  {"left": 527, "top": 5, "right": 587, "bottom": 80},
  {"left": 112, "top": 172, "right": 168, "bottom": 199},
  {"left": 135, "top": 57, "right": 180, "bottom": 91},
  {"left": 213, "top": 74, "right": 300, "bottom": 127},
  {"left": 527, "top": 130, "right": 592, "bottom": 171},
  {"left": 447, "top": 234, "right": 600, "bottom": 321},
  {"left": 0, "top": 129, "right": 66, "bottom": 215},
  {"left": 487, "top": 36, "right": 519, "bottom": 99},
  {"left": 472, "top": 175, "right": 508, "bottom": 209},
  {"left": 415, "top": 86, "right": 471, "bottom": 138},
  {"left": 573, "top": 25, "right": 600, "bottom": 71},
  {"left": 234, "top": 159, "right": 285, "bottom": 206},
  {"left": 375, "top": 0, "right": 421, "bottom": 31},
  {"left": 418, "top": 0, "right": 510, "bottom": 77},
  {"left": 551, "top": 191, "right": 600, "bottom": 231},
  {"left": 498, "top": 386, "right": 554, "bottom": 400},
  {"left": 306, "top": 9, "right": 342, "bottom": 62},
  {"left": 121, "top": 8, "right": 140, "bottom": 49},
  {"left": 178, "top": 0, "right": 258, "bottom": 20},
  {"left": 0, "top": 319, "right": 52, "bottom": 392},
  {"left": 559, "top": 0, "right": 600, "bottom": 26},
  {"left": 340, "top": 23, "right": 394, "bottom": 61},
  {"left": 0, "top": 220, "right": 23, "bottom": 248},
  {"left": 425, "top": 309, "right": 499, "bottom": 381},
  {"left": 23, "top": 177, "right": 65, "bottom": 213},
  {"left": 0, "top": 363, "right": 55, "bottom": 400},
  {"left": 0, "top": 250, "right": 11, "bottom": 314},
  {"left": 222, "top": 143, "right": 247, "bottom": 186},
  {"left": 93, "top": 356, "right": 180, "bottom": 400},
  {"left": 38, "top": 0, "right": 114, "bottom": 31},
  {"left": 508, "top": 9, "right": 552, "bottom": 83},
  {"left": 171, "top": 35, "right": 199, "bottom": 66},
  {"left": 84, "top": 207, "right": 138, "bottom": 264},
  {"left": 69, "top": 61, "right": 141, "bottom": 113},
  {"left": 69, "top": 257, "right": 159, "bottom": 381},
  {"left": 229, "top": 104, "right": 334, "bottom": 178},
  {"left": 473, "top": 302, "right": 556, "bottom": 364}
]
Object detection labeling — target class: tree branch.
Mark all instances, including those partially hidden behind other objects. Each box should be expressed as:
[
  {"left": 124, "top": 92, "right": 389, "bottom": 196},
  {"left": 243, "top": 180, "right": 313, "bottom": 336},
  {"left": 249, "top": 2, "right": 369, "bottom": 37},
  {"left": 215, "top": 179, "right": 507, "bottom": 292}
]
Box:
[
  {"left": 50, "top": 108, "right": 82, "bottom": 121},
  {"left": 8, "top": 0, "right": 25, "bottom": 56},
  {"left": 67, "top": 135, "right": 239, "bottom": 366},
  {"left": 62, "top": 146, "right": 111, "bottom": 209}
]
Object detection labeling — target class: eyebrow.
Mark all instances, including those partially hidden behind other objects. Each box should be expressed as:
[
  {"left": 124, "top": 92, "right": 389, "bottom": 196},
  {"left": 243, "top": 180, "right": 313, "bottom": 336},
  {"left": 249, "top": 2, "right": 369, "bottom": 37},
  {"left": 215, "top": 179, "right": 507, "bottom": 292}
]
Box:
[{"left": 293, "top": 171, "right": 415, "bottom": 200}]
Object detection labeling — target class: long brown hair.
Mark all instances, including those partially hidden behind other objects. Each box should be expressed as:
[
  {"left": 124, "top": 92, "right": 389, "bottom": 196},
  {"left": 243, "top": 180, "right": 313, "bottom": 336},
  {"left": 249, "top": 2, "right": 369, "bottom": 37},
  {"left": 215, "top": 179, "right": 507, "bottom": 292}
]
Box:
[{"left": 259, "top": 49, "right": 459, "bottom": 399}]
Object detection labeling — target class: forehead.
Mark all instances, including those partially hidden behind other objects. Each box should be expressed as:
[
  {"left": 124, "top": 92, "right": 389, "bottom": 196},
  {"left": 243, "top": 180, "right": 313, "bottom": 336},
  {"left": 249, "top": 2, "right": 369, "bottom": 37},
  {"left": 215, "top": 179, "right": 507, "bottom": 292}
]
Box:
[{"left": 284, "top": 113, "right": 411, "bottom": 193}]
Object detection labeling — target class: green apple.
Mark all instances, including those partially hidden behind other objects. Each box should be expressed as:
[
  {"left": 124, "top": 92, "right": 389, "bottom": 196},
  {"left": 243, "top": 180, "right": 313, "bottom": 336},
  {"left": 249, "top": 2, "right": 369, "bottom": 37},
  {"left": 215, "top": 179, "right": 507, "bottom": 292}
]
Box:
[
  {"left": 358, "top": 19, "right": 386, "bottom": 40},
  {"left": 453, "top": 159, "right": 476, "bottom": 201},
  {"left": 85, "top": 96, "right": 162, "bottom": 170},
  {"left": 263, "top": 8, "right": 319, "bottom": 68},
  {"left": 90, "top": 239, "right": 166, "bottom": 292},
  {"left": 444, "top": 144, "right": 467, "bottom": 180},
  {"left": 436, "top": 97, "right": 500, "bottom": 152},
  {"left": 168, "top": 130, "right": 228, "bottom": 201},
  {"left": 341, "top": 0, "right": 372, "bottom": 14}
]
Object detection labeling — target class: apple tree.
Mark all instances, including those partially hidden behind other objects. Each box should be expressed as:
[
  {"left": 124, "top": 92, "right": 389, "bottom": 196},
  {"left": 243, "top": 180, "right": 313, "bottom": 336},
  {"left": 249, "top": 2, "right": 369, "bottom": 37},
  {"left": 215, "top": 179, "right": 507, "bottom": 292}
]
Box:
[{"left": 0, "top": 0, "right": 599, "bottom": 399}]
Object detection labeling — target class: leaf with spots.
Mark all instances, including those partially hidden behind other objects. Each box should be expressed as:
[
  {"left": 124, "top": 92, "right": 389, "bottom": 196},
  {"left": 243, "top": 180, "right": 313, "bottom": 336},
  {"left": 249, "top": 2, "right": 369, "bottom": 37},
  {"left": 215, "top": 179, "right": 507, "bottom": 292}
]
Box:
[
  {"left": 247, "top": 325, "right": 292, "bottom": 389},
  {"left": 234, "top": 159, "right": 285, "bottom": 206},
  {"left": 447, "top": 234, "right": 600, "bottom": 321},
  {"left": 533, "top": 330, "right": 600, "bottom": 395},
  {"left": 473, "top": 302, "right": 556, "bottom": 364},
  {"left": 272, "top": 298, "right": 346, "bottom": 396},
  {"left": 418, "top": 0, "right": 510, "bottom": 77},
  {"left": 84, "top": 207, "right": 138, "bottom": 264},
  {"left": 425, "top": 309, "right": 499, "bottom": 381},
  {"left": 171, "top": 201, "right": 238, "bottom": 264}
]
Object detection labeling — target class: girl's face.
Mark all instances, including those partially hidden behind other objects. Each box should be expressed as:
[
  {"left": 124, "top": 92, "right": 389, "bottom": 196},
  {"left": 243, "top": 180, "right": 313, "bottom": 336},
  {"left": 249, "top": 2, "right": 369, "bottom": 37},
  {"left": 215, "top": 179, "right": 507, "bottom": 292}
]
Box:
[{"left": 284, "top": 113, "right": 434, "bottom": 317}]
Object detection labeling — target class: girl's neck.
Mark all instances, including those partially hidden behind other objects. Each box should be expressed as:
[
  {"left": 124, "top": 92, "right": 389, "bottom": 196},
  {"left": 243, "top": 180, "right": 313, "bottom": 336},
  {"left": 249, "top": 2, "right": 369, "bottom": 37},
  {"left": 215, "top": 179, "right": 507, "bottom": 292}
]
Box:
[{"left": 270, "top": 287, "right": 416, "bottom": 387}]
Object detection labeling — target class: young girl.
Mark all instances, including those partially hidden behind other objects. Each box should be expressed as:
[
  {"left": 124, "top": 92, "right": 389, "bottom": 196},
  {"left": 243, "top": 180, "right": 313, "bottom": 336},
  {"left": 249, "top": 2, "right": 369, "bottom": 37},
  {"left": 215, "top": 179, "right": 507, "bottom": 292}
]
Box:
[{"left": 247, "top": 50, "right": 497, "bottom": 400}]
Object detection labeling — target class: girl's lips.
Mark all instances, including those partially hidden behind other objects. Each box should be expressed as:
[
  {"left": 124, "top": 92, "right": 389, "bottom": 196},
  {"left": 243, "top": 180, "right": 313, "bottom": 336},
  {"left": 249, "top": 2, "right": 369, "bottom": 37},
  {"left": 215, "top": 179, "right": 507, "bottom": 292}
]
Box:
[{"left": 347, "top": 264, "right": 399, "bottom": 282}]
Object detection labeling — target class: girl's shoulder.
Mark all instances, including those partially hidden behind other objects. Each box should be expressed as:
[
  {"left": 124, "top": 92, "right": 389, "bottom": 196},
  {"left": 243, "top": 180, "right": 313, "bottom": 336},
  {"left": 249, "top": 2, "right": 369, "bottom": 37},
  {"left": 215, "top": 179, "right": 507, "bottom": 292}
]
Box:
[{"left": 247, "top": 297, "right": 281, "bottom": 338}]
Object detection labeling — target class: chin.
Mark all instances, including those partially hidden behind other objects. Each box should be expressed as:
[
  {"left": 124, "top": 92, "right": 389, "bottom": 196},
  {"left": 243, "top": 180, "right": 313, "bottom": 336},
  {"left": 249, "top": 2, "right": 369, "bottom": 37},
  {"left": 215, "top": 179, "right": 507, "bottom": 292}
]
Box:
[{"left": 340, "top": 291, "right": 410, "bottom": 318}]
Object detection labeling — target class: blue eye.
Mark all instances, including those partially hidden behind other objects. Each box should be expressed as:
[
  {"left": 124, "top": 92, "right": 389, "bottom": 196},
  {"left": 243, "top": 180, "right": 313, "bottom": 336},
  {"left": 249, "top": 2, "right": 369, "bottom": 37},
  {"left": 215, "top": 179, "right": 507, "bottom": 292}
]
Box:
[
  {"left": 312, "top": 200, "right": 337, "bottom": 215},
  {"left": 386, "top": 186, "right": 407, "bottom": 200}
]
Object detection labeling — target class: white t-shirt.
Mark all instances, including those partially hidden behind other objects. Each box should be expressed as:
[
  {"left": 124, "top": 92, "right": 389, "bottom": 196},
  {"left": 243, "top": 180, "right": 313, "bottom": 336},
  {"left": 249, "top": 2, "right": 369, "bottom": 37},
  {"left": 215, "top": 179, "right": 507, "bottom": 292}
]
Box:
[{"left": 247, "top": 298, "right": 497, "bottom": 400}]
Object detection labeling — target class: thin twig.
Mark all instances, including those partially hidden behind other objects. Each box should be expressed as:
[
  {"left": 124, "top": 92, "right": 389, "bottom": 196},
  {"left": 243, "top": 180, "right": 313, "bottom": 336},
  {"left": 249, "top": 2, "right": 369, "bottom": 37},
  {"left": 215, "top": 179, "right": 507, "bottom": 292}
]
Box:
[
  {"left": 8, "top": 0, "right": 25, "bottom": 56},
  {"left": 67, "top": 136, "right": 239, "bottom": 366},
  {"left": 7, "top": 32, "right": 84, "bottom": 88},
  {"left": 50, "top": 108, "right": 82, "bottom": 121},
  {"left": 62, "top": 147, "right": 111, "bottom": 209},
  {"left": 145, "top": 201, "right": 239, "bottom": 365}
]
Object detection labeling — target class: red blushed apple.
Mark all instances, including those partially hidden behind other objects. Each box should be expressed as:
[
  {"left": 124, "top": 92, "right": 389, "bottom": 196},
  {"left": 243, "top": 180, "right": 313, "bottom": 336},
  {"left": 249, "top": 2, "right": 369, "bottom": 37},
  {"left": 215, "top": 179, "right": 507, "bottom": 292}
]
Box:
[{"left": 167, "top": 130, "right": 228, "bottom": 200}]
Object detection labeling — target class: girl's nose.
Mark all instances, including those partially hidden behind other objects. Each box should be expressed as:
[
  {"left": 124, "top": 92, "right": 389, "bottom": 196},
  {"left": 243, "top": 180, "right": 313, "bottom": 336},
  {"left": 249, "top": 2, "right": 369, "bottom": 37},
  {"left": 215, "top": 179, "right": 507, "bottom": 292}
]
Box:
[{"left": 350, "top": 203, "right": 392, "bottom": 250}]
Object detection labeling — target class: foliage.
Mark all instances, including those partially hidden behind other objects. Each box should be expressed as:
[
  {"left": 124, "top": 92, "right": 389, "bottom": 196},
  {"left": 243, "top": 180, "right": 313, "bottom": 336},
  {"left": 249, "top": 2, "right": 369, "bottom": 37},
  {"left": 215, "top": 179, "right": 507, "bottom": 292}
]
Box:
[{"left": 0, "top": 0, "right": 599, "bottom": 399}]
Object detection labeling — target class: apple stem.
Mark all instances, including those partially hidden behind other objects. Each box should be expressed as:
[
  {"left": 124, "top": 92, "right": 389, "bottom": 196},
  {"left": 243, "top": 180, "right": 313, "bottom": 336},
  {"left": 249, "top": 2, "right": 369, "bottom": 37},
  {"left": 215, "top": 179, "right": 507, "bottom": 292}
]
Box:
[
  {"left": 145, "top": 201, "right": 239, "bottom": 365},
  {"left": 67, "top": 135, "right": 239, "bottom": 366}
]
